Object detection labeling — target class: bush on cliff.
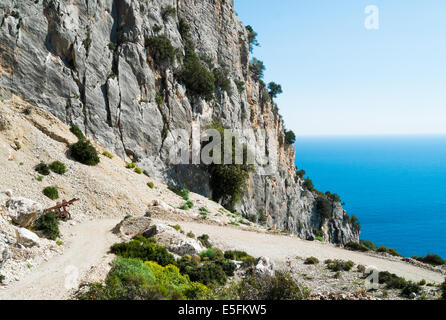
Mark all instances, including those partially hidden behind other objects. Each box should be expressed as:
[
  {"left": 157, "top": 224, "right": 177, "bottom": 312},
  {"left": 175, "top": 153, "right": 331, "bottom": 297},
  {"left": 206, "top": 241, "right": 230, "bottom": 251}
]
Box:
[
  {"left": 414, "top": 254, "right": 445, "bottom": 266},
  {"left": 178, "top": 45, "right": 215, "bottom": 100},
  {"left": 35, "top": 162, "right": 50, "bottom": 176},
  {"left": 146, "top": 35, "right": 176, "bottom": 64},
  {"left": 69, "top": 139, "right": 100, "bottom": 166},
  {"left": 49, "top": 161, "right": 67, "bottom": 175},
  {"left": 316, "top": 197, "right": 332, "bottom": 221},
  {"left": 70, "top": 124, "right": 84, "bottom": 140},
  {"left": 43, "top": 186, "right": 59, "bottom": 200}
]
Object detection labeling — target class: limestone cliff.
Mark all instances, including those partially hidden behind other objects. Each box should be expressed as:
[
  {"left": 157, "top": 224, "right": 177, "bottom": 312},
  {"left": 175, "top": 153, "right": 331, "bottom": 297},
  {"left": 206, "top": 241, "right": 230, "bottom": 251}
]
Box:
[{"left": 0, "top": 0, "right": 359, "bottom": 244}]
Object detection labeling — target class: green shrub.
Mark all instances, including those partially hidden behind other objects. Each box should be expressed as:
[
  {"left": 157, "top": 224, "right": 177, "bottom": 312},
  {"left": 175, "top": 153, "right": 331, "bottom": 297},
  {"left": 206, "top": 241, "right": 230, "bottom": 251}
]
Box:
[
  {"left": 178, "top": 45, "right": 215, "bottom": 100},
  {"left": 76, "top": 257, "right": 207, "bottom": 300},
  {"left": 377, "top": 246, "right": 401, "bottom": 257},
  {"left": 360, "top": 240, "right": 378, "bottom": 251},
  {"left": 169, "top": 224, "right": 183, "bottom": 233},
  {"left": 316, "top": 197, "right": 332, "bottom": 221},
  {"left": 213, "top": 67, "right": 232, "bottom": 94},
  {"left": 69, "top": 139, "right": 100, "bottom": 166},
  {"left": 102, "top": 151, "right": 114, "bottom": 159},
  {"left": 70, "top": 124, "right": 84, "bottom": 140},
  {"left": 147, "top": 182, "right": 154, "bottom": 189},
  {"left": 345, "top": 241, "right": 370, "bottom": 252},
  {"left": 415, "top": 254, "right": 445, "bottom": 266},
  {"left": 155, "top": 93, "right": 164, "bottom": 105},
  {"left": 0, "top": 274, "right": 4, "bottom": 283},
  {"left": 126, "top": 162, "right": 136, "bottom": 169},
  {"left": 49, "top": 161, "right": 66, "bottom": 175},
  {"left": 199, "top": 207, "right": 210, "bottom": 214},
  {"left": 206, "top": 121, "right": 253, "bottom": 211},
  {"left": 304, "top": 257, "right": 320, "bottom": 265},
  {"left": 313, "top": 229, "right": 324, "bottom": 238},
  {"left": 146, "top": 35, "right": 175, "bottom": 64},
  {"left": 168, "top": 186, "right": 190, "bottom": 200},
  {"left": 258, "top": 213, "right": 267, "bottom": 225},
  {"left": 110, "top": 236, "right": 176, "bottom": 267},
  {"left": 268, "top": 82, "right": 283, "bottom": 98},
  {"left": 35, "top": 162, "right": 50, "bottom": 176},
  {"left": 418, "top": 279, "right": 427, "bottom": 286},
  {"left": 187, "top": 231, "right": 195, "bottom": 238},
  {"left": 134, "top": 167, "right": 142, "bottom": 174},
  {"left": 161, "top": 5, "right": 176, "bottom": 21},
  {"left": 296, "top": 169, "right": 306, "bottom": 179},
  {"left": 325, "top": 259, "right": 355, "bottom": 272},
  {"left": 325, "top": 192, "right": 341, "bottom": 203},
  {"left": 32, "top": 211, "right": 60, "bottom": 240},
  {"left": 284, "top": 130, "right": 296, "bottom": 145},
  {"left": 43, "top": 186, "right": 59, "bottom": 200},
  {"left": 186, "top": 262, "right": 227, "bottom": 286},
  {"left": 237, "top": 272, "right": 310, "bottom": 300},
  {"left": 303, "top": 178, "right": 314, "bottom": 191},
  {"left": 224, "top": 250, "right": 249, "bottom": 261},
  {"left": 315, "top": 236, "right": 324, "bottom": 242},
  {"left": 197, "top": 234, "right": 211, "bottom": 248},
  {"left": 250, "top": 58, "right": 265, "bottom": 81},
  {"left": 245, "top": 25, "right": 259, "bottom": 53},
  {"left": 37, "top": 175, "right": 44, "bottom": 182},
  {"left": 185, "top": 200, "right": 194, "bottom": 209}
]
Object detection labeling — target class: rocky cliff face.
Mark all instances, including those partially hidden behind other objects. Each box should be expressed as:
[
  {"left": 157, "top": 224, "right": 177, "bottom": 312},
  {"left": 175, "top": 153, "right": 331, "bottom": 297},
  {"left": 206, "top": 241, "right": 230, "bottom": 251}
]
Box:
[{"left": 0, "top": 0, "right": 359, "bottom": 244}]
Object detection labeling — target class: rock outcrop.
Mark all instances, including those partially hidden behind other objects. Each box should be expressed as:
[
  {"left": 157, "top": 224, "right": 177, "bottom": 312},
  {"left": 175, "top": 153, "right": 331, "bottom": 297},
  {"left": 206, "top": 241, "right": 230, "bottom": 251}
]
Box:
[
  {"left": 0, "top": 0, "right": 359, "bottom": 244},
  {"left": 15, "top": 228, "right": 41, "bottom": 248},
  {"left": 6, "top": 197, "right": 43, "bottom": 228}
]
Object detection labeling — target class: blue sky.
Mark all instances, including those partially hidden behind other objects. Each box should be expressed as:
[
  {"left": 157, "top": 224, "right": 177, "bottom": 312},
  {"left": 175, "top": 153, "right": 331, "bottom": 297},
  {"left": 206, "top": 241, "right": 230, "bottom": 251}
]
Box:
[{"left": 234, "top": 0, "right": 446, "bottom": 136}]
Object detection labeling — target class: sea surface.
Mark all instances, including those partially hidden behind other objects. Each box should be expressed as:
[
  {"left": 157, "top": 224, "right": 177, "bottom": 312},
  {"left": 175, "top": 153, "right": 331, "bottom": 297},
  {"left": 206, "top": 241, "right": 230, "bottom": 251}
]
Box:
[{"left": 294, "top": 135, "right": 446, "bottom": 258}]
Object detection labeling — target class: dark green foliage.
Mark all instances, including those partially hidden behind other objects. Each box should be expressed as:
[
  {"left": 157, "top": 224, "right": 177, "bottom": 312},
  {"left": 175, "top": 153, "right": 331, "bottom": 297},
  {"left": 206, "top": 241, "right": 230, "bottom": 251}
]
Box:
[
  {"left": 43, "top": 186, "right": 59, "bottom": 200},
  {"left": 401, "top": 282, "right": 422, "bottom": 298},
  {"left": 161, "top": 5, "right": 176, "bottom": 21},
  {"left": 215, "top": 260, "right": 237, "bottom": 277},
  {"left": 70, "top": 124, "right": 84, "bottom": 140},
  {"left": 304, "top": 257, "right": 320, "bottom": 265},
  {"left": 376, "top": 245, "right": 401, "bottom": 257},
  {"left": 224, "top": 250, "right": 250, "bottom": 261},
  {"left": 197, "top": 234, "right": 211, "bottom": 248},
  {"left": 245, "top": 25, "right": 259, "bottom": 53},
  {"left": 284, "top": 130, "right": 296, "bottom": 145},
  {"left": 268, "top": 82, "right": 283, "bottom": 98},
  {"left": 187, "top": 262, "right": 227, "bottom": 286},
  {"left": 325, "top": 259, "right": 355, "bottom": 272},
  {"left": 69, "top": 139, "right": 100, "bottom": 166},
  {"left": 0, "top": 274, "right": 4, "bottom": 283},
  {"left": 237, "top": 272, "right": 310, "bottom": 300},
  {"left": 110, "top": 236, "right": 176, "bottom": 267},
  {"left": 32, "top": 211, "right": 60, "bottom": 240},
  {"left": 168, "top": 186, "right": 190, "bottom": 200},
  {"left": 213, "top": 67, "right": 232, "bottom": 94},
  {"left": 325, "top": 191, "right": 341, "bottom": 203},
  {"left": 206, "top": 121, "right": 253, "bottom": 211},
  {"left": 303, "top": 178, "right": 314, "bottom": 191},
  {"left": 178, "top": 45, "right": 215, "bottom": 100},
  {"left": 258, "top": 213, "right": 267, "bottom": 225},
  {"left": 316, "top": 197, "right": 332, "bottom": 221},
  {"left": 35, "top": 162, "right": 50, "bottom": 176},
  {"left": 200, "top": 249, "right": 217, "bottom": 260},
  {"left": 49, "top": 161, "right": 66, "bottom": 175},
  {"left": 345, "top": 241, "right": 370, "bottom": 252},
  {"left": 414, "top": 254, "right": 445, "bottom": 266},
  {"left": 296, "top": 169, "right": 306, "bottom": 179},
  {"left": 178, "top": 18, "right": 191, "bottom": 40},
  {"left": 146, "top": 35, "right": 175, "bottom": 64},
  {"left": 313, "top": 229, "right": 324, "bottom": 238},
  {"left": 360, "top": 240, "right": 378, "bottom": 251},
  {"left": 250, "top": 58, "right": 265, "bottom": 81},
  {"left": 377, "top": 271, "right": 422, "bottom": 297}
]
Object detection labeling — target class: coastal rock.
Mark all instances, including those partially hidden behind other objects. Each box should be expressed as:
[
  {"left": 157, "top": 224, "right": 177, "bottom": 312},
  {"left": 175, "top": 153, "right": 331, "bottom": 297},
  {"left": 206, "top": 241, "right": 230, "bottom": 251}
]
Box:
[
  {"left": 0, "top": 0, "right": 359, "bottom": 244},
  {"left": 6, "top": 197, "right": 43, "bottom": 227}
]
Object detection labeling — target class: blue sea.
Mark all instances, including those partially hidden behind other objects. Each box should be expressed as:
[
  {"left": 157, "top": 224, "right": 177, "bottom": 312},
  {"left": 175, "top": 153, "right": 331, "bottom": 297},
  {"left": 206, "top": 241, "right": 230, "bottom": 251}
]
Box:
[{"left": 294, "top": 135, "right": 446, "bottom": 258}]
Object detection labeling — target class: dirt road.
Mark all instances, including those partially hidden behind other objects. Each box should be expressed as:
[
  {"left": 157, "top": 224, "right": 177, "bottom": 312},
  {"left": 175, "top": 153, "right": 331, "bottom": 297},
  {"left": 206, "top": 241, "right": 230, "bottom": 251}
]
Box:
[
  {"left": 173, "top": 220, "right": 445, "bottom": 284},
  {"left": 0, "top": 219, "right": 119, "bottom": 300}
]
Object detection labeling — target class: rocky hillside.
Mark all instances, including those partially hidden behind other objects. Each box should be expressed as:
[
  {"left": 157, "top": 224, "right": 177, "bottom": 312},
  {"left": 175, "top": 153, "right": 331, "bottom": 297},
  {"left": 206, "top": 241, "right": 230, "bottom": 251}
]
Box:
[{"left": 0, "top": 0, "right": 359, "bottom": 243}]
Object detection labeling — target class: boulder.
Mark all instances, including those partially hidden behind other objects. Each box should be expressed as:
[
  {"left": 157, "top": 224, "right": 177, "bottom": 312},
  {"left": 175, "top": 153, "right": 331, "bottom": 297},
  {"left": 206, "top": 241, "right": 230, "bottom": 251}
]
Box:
[
  {"left": 144, "top": 223, "right": 205, "bottom": 256},
  {"left": 113, "top": 217, "right": 152, "bottom": 238},
  {"left": 255, "top": 257, "right": 275, "bottom": 277},
  {"left": 7, "top": 197, "right": 43, "bottom": 227},
  {"left": 149, "top": 199, "right": 172, "bottom": 212},
  {"left": 16, "top": 228, "right": 40, "bottom": 247}
]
